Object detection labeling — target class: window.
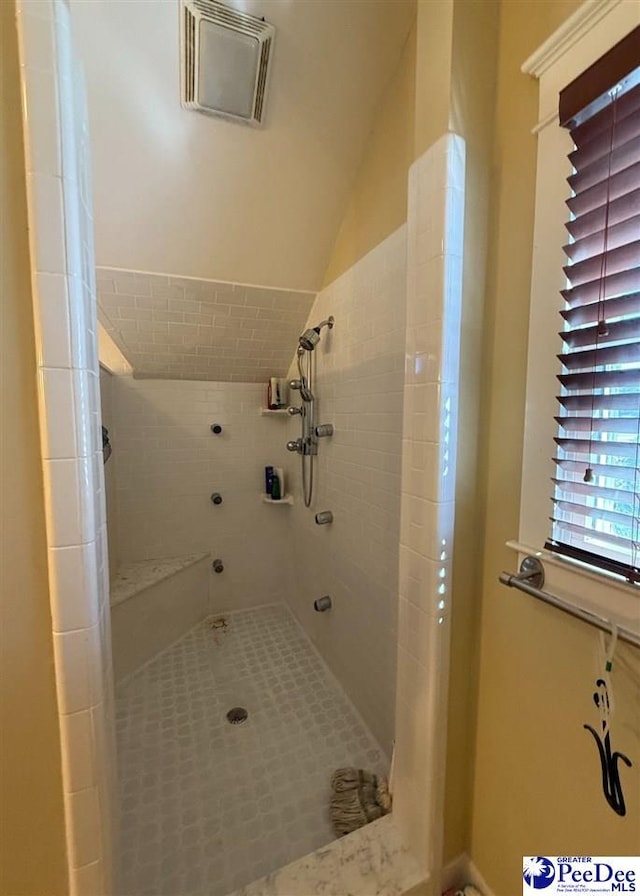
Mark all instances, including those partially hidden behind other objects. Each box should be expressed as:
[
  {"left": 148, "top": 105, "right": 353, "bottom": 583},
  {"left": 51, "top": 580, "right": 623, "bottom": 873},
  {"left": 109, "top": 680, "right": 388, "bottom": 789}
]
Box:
[
  {"left": 517, "top": 4, "right": 640, "bottom": 627},
  {"left": 547, "top": 36, "right": 640, "bottom": 586}
]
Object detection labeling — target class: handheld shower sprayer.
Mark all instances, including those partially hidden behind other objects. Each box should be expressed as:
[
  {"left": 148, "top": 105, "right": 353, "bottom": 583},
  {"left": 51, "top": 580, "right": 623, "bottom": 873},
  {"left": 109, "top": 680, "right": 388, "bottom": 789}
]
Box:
[
  {"left": 294, "top": 347, "right": 315, "bottom": 401},
  {"left": 298, "top": 316, "right": 334, "bottom": 352},
  {"left": 289, "top": 316, "right": 335, "bottom": 507}
]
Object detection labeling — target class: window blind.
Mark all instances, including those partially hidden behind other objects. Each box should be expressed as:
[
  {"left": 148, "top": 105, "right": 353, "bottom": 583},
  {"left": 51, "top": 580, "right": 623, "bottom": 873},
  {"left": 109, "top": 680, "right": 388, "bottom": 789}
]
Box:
[{"left": 546, "top": 73, "right": 640, "bottom": 585}]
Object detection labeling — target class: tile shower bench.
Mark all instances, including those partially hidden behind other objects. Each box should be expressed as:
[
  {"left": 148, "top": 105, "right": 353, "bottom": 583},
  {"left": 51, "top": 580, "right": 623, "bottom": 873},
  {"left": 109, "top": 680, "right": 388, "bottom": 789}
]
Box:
[{"left": 110, "top": 553, "right": 210, "bottom": 681}]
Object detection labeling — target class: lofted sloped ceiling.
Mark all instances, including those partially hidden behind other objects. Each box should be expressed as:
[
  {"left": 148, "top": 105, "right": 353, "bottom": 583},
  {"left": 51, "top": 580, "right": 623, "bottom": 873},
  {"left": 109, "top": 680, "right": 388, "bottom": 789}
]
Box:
[{"left": 69, "top": 0, "right": 416, "bottom": 293}]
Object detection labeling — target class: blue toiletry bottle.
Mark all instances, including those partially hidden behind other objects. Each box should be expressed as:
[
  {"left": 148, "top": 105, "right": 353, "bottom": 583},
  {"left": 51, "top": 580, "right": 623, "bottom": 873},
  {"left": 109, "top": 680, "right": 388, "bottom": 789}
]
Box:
[{"left": 265, "top": 466, "right": 274, "bottom": 495}]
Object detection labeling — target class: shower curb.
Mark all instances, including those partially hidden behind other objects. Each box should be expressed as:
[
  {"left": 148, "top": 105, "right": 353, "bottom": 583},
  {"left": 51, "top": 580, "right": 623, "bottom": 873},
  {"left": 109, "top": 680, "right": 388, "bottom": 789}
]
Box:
[{"left": 225, "top": 814, "right": 425, "bottom": 896}]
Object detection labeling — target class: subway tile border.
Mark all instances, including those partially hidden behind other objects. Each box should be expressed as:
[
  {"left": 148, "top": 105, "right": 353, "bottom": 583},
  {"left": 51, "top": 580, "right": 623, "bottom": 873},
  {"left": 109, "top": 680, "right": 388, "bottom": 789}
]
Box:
[{"left": 97, "top": 269, "right": 316, "bottom": 383}]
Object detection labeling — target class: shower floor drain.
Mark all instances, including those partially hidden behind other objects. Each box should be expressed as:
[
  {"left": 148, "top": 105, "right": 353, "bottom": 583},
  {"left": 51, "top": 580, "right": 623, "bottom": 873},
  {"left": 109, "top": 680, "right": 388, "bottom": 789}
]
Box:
[{"left": 226, "top": 707, "right": 248, "bottom": 725}]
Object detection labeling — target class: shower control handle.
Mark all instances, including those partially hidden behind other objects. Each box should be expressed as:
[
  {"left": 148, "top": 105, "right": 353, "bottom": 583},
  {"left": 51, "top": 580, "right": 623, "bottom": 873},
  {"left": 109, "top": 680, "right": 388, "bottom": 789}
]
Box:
[
  {"left": 286, "top": 439, "right": 303, "bottom": 453},
  {"left": 289, "top": 379, "right": 302, "bottom": 391},
  {"left": 315, "top": 424, "right": 334, "bottom": 438},
  {"left": 287, "top": 406, "right": 303, "bottom": 416},
  {"left": 315, "top": 511, "right": 333, "bottom": 525}
]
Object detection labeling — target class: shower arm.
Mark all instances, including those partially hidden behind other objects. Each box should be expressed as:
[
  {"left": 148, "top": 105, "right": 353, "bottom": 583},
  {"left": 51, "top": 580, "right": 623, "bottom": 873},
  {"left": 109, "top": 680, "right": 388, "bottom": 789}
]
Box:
[{"left": 298, "top": 316, "right": 335, "bottom": 353}]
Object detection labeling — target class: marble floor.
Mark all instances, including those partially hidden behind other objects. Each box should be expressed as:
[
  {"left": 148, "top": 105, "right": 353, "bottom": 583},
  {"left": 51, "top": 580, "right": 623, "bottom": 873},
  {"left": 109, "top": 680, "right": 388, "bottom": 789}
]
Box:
[{"left": 116, "top": 604, "right": 387, "bottom": 896}]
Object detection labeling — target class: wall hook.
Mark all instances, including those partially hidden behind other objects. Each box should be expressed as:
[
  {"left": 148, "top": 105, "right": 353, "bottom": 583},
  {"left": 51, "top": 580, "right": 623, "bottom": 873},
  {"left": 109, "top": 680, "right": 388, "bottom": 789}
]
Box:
[{"left": 584, "top": 678, "right": 632, "bottom": 816}]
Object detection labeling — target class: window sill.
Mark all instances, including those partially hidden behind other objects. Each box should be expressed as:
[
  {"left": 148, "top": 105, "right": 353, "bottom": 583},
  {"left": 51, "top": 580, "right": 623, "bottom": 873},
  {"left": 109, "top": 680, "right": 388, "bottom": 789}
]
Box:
[{"left": 505, "top": 539, "right": 640, "bottom": 642}]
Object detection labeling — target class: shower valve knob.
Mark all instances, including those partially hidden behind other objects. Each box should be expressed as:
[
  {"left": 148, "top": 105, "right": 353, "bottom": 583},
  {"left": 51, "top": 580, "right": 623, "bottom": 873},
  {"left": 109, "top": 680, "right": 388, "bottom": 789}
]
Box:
[
  {"left": 315, "top": 511, "right": 333, "bottom": 525},
  {"left": 287, "top": 406, "right": 302, "bottom": 416},
  {"left": 289, "top": 379, "right": 302, "bottom": 391},
  {"left": 315, "top": 424, "right": 334, "bottom": 438},
  {"left": 210, "top": 492, "right": 223, "bottom": 505},
  {"left": 286, "top": 439, "right": 303, "bottom": 453}
]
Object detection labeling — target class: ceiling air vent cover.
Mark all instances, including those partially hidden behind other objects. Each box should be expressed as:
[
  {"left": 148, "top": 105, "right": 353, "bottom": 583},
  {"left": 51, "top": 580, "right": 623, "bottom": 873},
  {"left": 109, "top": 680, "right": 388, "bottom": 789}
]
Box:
[{"left": 181, "top": 0, "right": 275, "bottom": 126}]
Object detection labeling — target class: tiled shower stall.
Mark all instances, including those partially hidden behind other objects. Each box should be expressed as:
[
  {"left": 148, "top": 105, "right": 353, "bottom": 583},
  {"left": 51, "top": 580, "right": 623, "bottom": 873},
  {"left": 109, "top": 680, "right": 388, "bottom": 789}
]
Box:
[
  {"left": 17, "top": 0, "right": 465, "bottom": 891},
  {"left": 99, "top": 228, "right": 408, "bottom": 893}
]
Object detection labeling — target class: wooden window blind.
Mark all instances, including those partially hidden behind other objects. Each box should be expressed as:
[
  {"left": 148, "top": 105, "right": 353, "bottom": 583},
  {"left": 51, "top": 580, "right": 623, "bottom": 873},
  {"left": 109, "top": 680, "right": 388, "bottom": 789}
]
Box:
[{"left": 546, "top": 35, "right": 640, "bottom": 584}]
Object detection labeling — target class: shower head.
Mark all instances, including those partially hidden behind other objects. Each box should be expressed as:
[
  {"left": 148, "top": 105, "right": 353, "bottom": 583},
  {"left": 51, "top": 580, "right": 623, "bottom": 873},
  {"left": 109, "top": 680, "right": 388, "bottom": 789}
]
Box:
[
  {"left": 299, "top": 328, "right": 320, "bottom": 351},
  {"left": 298, "top": 316, "right": 334, "bottom": 351}
]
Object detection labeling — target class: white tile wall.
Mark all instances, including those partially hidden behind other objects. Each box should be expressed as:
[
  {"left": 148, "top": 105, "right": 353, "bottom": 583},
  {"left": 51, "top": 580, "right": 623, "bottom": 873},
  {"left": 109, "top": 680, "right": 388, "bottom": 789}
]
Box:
[
  {"left": 16, "top": 1, "right": 115, "bottom": 892},
  {"left": 393, "top": 134, "right": 465, "bottom": 877},
  {"left": 112, "top": 376, "right": 296, "bottom": 611},
  {"left": 286, "top": 226, "right": 407, "bottom": 756},
  {"left": 97, "top": 269, "right": 316, "bottom": 383}
]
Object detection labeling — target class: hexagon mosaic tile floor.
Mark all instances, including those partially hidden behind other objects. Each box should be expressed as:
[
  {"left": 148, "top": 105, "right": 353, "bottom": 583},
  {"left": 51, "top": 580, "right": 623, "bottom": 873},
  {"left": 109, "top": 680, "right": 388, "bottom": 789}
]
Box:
[{"left": 116, "top": 604, "right": 388, "bottom": 896}]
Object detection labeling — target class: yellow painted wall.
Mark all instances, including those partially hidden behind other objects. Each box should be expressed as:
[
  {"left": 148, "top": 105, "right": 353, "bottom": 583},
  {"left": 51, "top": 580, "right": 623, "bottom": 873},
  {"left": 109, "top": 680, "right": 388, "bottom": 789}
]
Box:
[
  {"left": 443, "top": 0, "right": 500, "bottom": 863},
  {"left": 413, "top": 0, "right": 454, "bottom": 159},
  {"left": 471, "top": 1, "right": 640, "bottom": 893},
  {"left": 0, "top": 3, "right": 69, "bottom": 893},
  {"left": 322, "top": 24, "right": 416, "bottom": 286},
  {"left": 324, "top": 0, "right": 469, "bottom": 288}
]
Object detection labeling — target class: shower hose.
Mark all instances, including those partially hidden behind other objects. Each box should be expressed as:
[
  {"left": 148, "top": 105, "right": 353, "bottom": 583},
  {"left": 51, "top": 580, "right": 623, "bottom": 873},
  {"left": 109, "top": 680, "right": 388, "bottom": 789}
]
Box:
[{"left": 297, "top": 348, "right": 315, "bottom": 507}]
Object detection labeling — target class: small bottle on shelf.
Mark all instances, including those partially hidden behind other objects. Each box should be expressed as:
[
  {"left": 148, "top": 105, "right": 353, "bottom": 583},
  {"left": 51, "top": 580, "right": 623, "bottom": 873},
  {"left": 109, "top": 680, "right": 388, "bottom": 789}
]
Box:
[
  {"left": 267, "top": 377, "right": 280, "bottom": 410},
  {"left": 265, "top": 466, "right": 274, "bottom": 496},
  {"left": 271, "top": 472, "right": 281, "bottom": 501}
]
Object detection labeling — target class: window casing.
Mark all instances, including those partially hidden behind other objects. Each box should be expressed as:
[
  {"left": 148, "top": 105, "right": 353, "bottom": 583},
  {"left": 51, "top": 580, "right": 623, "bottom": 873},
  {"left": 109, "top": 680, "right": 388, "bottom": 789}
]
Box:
[
  {"left": 546, "top": 76, "right": 640, "bottom": 585},
  {"left": 517, "top": 2, "right": 640, "bottom": 630}
]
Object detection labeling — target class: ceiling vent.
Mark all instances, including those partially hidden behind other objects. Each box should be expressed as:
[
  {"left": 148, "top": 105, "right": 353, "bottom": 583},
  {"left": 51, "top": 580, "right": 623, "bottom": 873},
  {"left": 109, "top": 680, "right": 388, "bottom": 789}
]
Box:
[{"left": 181, "top": 0, "right": 275, "bottom": 126}]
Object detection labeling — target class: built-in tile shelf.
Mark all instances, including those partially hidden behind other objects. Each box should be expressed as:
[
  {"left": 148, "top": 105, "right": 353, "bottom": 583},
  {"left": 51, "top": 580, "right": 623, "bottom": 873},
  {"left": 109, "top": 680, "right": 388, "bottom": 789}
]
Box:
[
  {"left": 260, "top": 408, "right": 290, "bottom": 416},
  {"left": 261, "top": 494, "right": 294, "bottom": 505}
]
